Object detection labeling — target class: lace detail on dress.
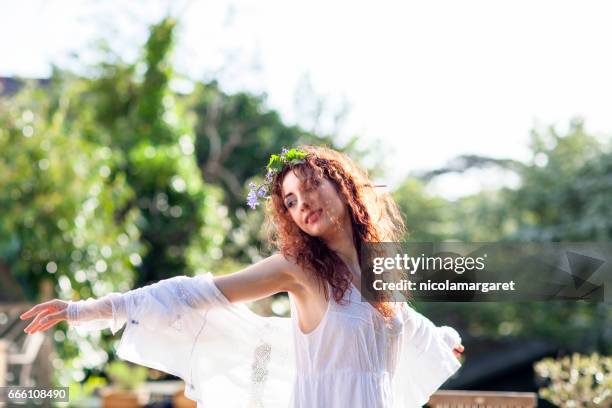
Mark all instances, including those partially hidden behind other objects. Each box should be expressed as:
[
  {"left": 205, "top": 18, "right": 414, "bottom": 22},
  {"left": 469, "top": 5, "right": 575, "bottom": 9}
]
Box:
[
  {"left": 170, "top": 279, "right": 194, "bottom": 331},
  {"left": 250, "top": 341, "right": 272, "bottom": 407},
  {"left": 176, "top": 278, "right": 196, "bottom": 307}
]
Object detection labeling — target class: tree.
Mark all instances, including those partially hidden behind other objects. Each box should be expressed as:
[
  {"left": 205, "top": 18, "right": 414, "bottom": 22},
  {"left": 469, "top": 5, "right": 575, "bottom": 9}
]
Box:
[
  {"left": 395, "top": 119, "right": 612, "bottom": 353},
  {"left": 0, "top": 83, "right": 142, "bottom": 303},
  {"left": 64, "top": 18, "right": 231, "bottom": 285},
  {"left": 507, "top": 119, "right": 612, "bottom": 241}
]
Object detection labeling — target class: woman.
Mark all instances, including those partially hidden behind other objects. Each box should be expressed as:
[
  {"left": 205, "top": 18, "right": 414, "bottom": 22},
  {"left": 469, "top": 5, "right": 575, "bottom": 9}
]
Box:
[{"left": 21, "top": 145, "right": 464, "bottom": 407}]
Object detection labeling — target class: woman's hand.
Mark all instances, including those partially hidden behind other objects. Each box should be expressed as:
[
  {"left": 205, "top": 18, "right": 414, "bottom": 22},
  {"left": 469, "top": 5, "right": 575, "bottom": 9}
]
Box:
[
  {"left": 452, "top": 345, "right": 465, "bottom": 358},
  {"left": 20, "top": 299, "right": 69, "bottom": 334}
]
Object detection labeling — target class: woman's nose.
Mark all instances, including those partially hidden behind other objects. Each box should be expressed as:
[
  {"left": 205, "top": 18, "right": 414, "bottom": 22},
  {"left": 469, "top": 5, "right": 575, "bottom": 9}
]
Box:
[
  {"left": 299, "top": 198, "right": 311, "bottom": 212},
  {"left": 298, "top": 193, "right": 314, "bottom": 212}
]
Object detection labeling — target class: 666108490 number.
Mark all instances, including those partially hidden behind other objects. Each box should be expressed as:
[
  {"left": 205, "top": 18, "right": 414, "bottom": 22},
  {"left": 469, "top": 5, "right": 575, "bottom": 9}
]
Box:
[{"left": 1, "top": 387, "right": 69, "bottom": 403}]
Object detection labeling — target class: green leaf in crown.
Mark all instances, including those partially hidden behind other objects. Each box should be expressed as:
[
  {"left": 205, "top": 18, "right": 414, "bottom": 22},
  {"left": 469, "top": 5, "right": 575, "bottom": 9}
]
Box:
[{"left": 267, "top": 154, "right": 284, "bottom": 174}]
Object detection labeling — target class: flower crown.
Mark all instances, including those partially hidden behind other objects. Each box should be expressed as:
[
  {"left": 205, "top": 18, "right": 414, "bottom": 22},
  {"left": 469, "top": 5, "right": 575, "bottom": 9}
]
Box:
[{"left": 247, "top": 147, "right": 308, "bottom": 209}]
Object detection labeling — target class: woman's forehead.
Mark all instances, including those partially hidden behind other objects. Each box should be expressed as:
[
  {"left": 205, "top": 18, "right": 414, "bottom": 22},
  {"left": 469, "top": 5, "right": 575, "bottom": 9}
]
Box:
[
  {"left": 281, "top": 170, "right": 301, "bottom": 193},
  {"left": 281, "top": 166, "right": 320, "bottom": 195}
]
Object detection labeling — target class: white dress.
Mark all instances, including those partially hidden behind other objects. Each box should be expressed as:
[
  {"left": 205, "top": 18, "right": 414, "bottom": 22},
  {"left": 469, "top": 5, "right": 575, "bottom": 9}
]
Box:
[{"left": 67, "top": 273, "right": 462, "bottom": 408}]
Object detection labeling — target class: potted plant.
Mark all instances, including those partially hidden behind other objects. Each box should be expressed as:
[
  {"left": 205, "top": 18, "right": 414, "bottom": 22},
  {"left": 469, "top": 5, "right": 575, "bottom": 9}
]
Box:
[{"left": 100, "top": 361, "right": 150, "bottom": 408}]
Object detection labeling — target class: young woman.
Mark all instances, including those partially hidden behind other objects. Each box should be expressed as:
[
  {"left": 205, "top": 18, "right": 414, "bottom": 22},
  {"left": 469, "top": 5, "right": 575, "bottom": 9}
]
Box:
[{"left": 21, "top": 145, "right": 464, "bottom": 407}]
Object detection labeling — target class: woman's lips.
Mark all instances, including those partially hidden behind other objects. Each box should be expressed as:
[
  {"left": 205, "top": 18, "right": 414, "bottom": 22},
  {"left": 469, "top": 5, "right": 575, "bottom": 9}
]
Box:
[{"left": 307, "top": 209, "right": 322, "bottom": 224}]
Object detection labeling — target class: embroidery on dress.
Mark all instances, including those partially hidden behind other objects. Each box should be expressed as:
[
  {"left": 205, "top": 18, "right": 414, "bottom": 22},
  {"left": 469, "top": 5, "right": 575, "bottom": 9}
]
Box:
[
  {"left": 169, "top": 313, "right": 183, "bottom": 331},
  {"left": 169, "top": 279, "right": 198, "bottom": 332},
  {"left": 249, "top": 341, "right": 272, "bottom": 407}
]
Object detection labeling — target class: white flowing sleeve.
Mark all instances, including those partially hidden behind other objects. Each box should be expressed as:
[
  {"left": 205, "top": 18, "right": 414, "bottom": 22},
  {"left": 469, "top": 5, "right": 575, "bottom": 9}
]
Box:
[
  {"left": 66, "top": 292, "right": 128, "bottom": 335},
  {"left": 67, "top": 273, "right": 296, "bottom": 408},
  {"left": 393, "top": 304, "right": 463, "bottom": 408}
]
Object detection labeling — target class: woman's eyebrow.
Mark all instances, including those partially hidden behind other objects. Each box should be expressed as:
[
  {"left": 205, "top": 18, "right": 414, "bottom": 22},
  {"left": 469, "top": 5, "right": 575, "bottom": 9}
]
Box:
[{"left": 284, "top": 192, "right": 295, "bottom": 199}]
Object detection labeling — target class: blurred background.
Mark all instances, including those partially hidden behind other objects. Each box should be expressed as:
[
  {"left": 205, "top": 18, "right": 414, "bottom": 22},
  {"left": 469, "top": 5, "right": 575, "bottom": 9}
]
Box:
[{"left": 0, "top": 1, "right": 611, "bottom": 407}]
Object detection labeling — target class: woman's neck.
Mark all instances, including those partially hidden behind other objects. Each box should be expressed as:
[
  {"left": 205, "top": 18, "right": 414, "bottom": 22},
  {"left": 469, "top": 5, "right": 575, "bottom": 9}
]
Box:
[{"left": 322, "top": 212, "right": 360, "bottom": 274}]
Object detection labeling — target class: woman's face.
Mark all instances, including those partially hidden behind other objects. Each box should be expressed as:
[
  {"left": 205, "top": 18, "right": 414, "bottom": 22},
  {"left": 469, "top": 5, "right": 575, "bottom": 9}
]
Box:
[{"left": 281, "top": 170, "right": 347, "bottom": 238}]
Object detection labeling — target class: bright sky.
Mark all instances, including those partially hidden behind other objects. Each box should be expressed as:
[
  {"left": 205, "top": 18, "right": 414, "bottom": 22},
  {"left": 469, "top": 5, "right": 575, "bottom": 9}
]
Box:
[{"left": 2, "top": 0, "right": 611, "bottom": 199}]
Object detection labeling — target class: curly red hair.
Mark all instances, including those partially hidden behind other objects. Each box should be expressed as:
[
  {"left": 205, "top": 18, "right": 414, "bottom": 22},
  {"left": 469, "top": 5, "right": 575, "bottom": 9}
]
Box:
[{"left": 264, "top": 145, "right": 406, "bottom": 319}]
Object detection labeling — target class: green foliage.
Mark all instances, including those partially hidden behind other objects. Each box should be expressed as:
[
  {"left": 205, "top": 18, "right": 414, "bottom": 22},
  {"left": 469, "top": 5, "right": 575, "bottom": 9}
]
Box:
[
  {"left": 0, "top": 84, "right": 142, "bottom": 301},
  {"left": 267, "top": 151, "right": 306, "bottom": 174},
  {"left": 105, "top": 361, "right": 148, "bottom": 391},
  {"left": 393, "top": 178, "right": 453, "bottom": 241},
  {"left": 397, "top": 119, "right": 612, "bottom": 353},
  {"left": 67, "top": 375, "right": 108, "bottom": 405},
  {"left": 507, "top": 119, "right": 612, "bottom": 241},
  {"left": 535, "top": 353, "right": 612, "bottom": 407},
  {"left": 61, "top": 17, "right": 231, "bottom": 286},
  {"left": 0, "top": 81, "right": 146, "bottom": 390}
]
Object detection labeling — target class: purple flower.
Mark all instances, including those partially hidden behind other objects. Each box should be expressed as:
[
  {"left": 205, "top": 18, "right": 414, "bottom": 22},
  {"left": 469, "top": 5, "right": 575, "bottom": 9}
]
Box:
[
  {"left": 266, "top": 171, "right": 274, "bottom": 182},
  {"left": 246, "top": 190, "right": 260, "bottom": 209},
  {"left": 281, "top": 148, "right": 289, "bottom": 155},
  {"left": 249, "top": 182, "right": 257, "bottom": 190},
  {"left": 257, "top": 186, "right": 267, "bottom": 198}
]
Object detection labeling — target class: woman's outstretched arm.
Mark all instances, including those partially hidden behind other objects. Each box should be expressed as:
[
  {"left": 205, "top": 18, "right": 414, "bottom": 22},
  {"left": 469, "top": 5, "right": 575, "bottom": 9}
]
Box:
[
  {"left": 20, "top": 253, "right": 301, "bottom": 335},
  {"left": 213, "top": 253, "right": 301, "bottom": 303}
]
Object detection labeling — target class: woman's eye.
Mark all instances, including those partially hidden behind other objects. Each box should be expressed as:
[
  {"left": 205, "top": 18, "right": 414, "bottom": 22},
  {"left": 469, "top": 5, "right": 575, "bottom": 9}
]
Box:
[{"left": 286, "top": 201, "right": 295, "bottom": 208}]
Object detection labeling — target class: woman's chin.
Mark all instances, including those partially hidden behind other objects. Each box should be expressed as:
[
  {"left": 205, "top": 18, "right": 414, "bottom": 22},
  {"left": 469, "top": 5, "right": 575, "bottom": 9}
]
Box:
[
  {"left": 305, "top": 227, "right": 321, "bottom": 237},
  {"left": 307, "top": 220, "right": 332, "bottom": 237}
]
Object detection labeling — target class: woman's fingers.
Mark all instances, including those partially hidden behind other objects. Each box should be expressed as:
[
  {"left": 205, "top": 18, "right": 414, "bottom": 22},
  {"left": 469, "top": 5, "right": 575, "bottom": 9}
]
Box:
[
  {"left": 24, "top": 311, "right": 50, "bottom": 334},
  {"left": 35, "top": 310, "right": 67, "bottom": 333},
  {"left": 22, "top": 300, "right": 68, "bottom": 334},
  {"left": 37, "top": 317, "right": 63, "bottom": 333},
  {"left": 452, "top": 344, "right": 465, "bottom": 358},
  {"left": 20, "top": 300, "right": 59, "bottom": 320}
]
